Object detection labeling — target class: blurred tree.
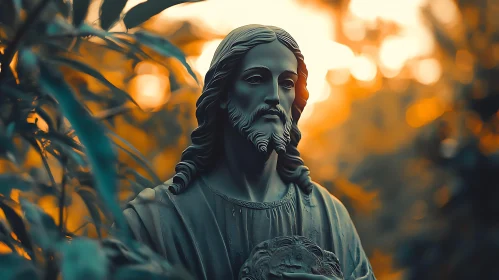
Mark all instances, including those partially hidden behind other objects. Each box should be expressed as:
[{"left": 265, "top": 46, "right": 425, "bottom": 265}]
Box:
[{"left": 396, "top": 0, "right": 499, "bottom": 279}]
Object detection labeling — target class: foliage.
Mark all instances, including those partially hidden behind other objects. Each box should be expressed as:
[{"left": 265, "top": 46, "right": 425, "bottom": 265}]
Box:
[
  {"left": 394, "top": 1, "right": 499, "bottom": 279},
  {"left": 0, "top": 0, "right": 197, "bottom": 279}
]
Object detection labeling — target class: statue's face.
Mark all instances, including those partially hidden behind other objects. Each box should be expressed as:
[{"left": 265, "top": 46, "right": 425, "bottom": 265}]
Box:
[{"left": 225, "top": 40, "right": 298, "bottom": 155}]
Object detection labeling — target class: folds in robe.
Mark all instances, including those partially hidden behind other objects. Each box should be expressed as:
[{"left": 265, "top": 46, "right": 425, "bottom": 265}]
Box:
[{"left": 124, "top": 178, "right": 376, "bottom": 280}]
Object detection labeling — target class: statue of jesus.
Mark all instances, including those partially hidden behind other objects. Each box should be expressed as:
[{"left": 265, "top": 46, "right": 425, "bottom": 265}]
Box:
[{"left": 124, "top": 24, "right": 376, "bottom": 280}]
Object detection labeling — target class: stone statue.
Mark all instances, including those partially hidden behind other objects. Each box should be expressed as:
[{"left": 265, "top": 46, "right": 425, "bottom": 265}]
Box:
[{"left": 124, "top": 24, "right": 376, "bottom": 280}]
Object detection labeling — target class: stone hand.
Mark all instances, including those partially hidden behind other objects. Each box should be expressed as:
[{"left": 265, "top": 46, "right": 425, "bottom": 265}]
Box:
[{"left": 282, "top": 272, "right": 343, "bottom": 280}]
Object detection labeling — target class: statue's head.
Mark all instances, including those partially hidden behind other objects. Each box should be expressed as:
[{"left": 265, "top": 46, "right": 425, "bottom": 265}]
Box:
[{"left": 170, "top": 24, "right": 313, "bottom": 194}]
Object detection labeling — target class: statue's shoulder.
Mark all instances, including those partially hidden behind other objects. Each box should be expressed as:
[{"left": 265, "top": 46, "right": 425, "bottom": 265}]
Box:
[
  {"left": 310, "top": 181, "right": 342, "bottom": 204},
  {"left": 128, "top": 177, "right": 206, "bottom": 211},
  {"left": 308, "top": 181, "right": 352, "bottom": 219}
]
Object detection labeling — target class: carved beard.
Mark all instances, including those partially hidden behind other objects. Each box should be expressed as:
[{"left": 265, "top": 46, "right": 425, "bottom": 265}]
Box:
[{"left": 227, "top": 100, "right": 293, "bottom": 155}]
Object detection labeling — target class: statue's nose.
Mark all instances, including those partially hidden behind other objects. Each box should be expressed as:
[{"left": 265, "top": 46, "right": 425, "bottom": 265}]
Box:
[{"left": 264, "top": 82, "right": 280, "bottom": 106}]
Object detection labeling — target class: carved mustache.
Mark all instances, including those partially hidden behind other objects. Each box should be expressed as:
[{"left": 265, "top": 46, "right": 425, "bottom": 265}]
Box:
[{"left": 250, "top": 105, "right": 288, "bottom": 124}]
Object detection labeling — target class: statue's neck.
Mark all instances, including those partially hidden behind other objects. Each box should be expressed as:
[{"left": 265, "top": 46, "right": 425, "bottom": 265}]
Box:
[{"left": 205, "top": 124, "right": 287, "bottom": 203}]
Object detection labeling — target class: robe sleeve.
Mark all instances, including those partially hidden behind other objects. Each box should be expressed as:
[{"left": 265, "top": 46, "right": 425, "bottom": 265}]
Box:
[
  {"left": 333, "top": 196, "right": 376, "bottom": 280},
  {"left": 122, "top": 186, "right": 204, "bottom": 277}
]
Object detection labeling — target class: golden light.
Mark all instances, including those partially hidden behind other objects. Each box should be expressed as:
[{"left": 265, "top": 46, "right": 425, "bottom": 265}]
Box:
[
  {"left": 349, "top": 0, "right": 429, "bottom": 26},
  {"left": 379, "top": 36, "right": 411, "bottom": 74},
  {"left": 328, "top": 69, "right": 351, "bottom": 85},
  {"left": 430, "top": 0, "right": 460, "bottom": 26},
  {"left": 406, "top": 97, "right": 445, "bottom": 127},
  {"left": 129, "top": 74, "right": 171, "bottom": 110},
  {"left": 27, "top": 113, "right": 49, "bottom": 132},
  {"left": 342, "top": 14, "right": 366, "bottom": 42},
  {"left": 351, "top": 55, "right": 377, "bottom": 82},
  {"left": 455, "top": 49, "right": 474, "bottom": 72},
  {"left": 411, "top": 58, "right": 442, "bottom": 85},
  {"left": 134, "top": 61, "right": 162, "bottom": 75},
  {"left": 188, "top": 39, "right": 223, "bottom": 78},
  {"left": 158, "top": 0, "right": 338, "bottom": 107}
]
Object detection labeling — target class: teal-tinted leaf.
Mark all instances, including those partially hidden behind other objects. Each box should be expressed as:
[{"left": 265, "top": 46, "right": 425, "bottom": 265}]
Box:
[
  {"left": 76, "top": 24, "right": 129, "bottom": 54},
  {"left": 0, "top": 199, "right": 34, "bottom": 257},
  {"left": 134, "top": 31, "right": 198, "bottom": 83},
  {"left": 123, "top": 168, "right": 155, "bottom": 189},
  {"left": 45, "top": 131, "right": 84, "bottom": 153},
  {"left": 123, "top": 0, "right": 194, "bottom": 29},
  {"left": 20, "top": 199, "right": 58, "bottom": 250},
  {"left": 0, "top": 126, "right": 17, "bottom": 163},
  {"left": 72, "top": 0, "right": 91, "bottom": 26},
  {"left": 113, "top": 268, "right": 166, "bottom": 280},
  {"left": 124, "top": 178, "right": 145, "bottom": 195},
  {"left": 11, "top": 0, "right": 22, "bottom": 17},
  {"left": 42, "top": 132, "right": 87, "bottom": 167},
  {"left": 75, "top": 187, "right": 106, "bottom": 238},
  {"left": 59, "top": 238, "right": 108, "bottom": 280},
  {"left": 47, "top": 56, "right": 139, "bottom": 107},
  {"left": 37, "top": 61, "right": 128, "bottom": 238},
  {"left": 54, "top": 0, "right": 71, "bottom": 17},
  {"left": 18, "top": 48, "right": 38, "bottom": 70},
  {"left": 23, "top": 136, "right": 57, "bottom": 189},
  {"left": 99, "top": 0, "right": 129, "bottom": 30},
  {"left": 108, "top": 131, "right": 161, "bottom": 184},
  {"left": 0, "top": 175, "right": 33, "bottom": 197},
  {"left": 0, "top": 85, "right": 34, "bottom": 100},
  {"left": 0, "top": 253, "right": 39, "bottom": 280}
]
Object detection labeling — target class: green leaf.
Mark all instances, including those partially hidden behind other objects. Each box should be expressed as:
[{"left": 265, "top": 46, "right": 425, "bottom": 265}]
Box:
[
  {"left": 0, "top": 253, "right": 39, "bottom": 280},
  {"left": 99, "top": 0, "right": 129, "bottom": 30},
  {"left": 123, "top": 0, "right": 193, "bottom": 29},
  {"left": 108, "top": 131, "right": 162, "bottom": 184},
  {"left": 0, "top": 125, "right": 17, "bottom": 163},
  {"left": 72, "top": 0, "right": 91, "bottom": 27},
  {"left": 37, "top": 60, "right": 129, "bottom": 239},
  {"left": 0, "top": 85, "right": 34, "bottom": 100},
  {"left": 20, "top": 199, "right": 58, "bottom": 250},
  {"left": 0, "top": 175, "right": 33, "bottom": 197},
  {"left": 46, "top": 56, "right": 139, "bottom": 107},
  {"left": 41, "top": 132, "right": 87, "bottom": 167},
  {"left": 59, "top": 238, "right": 108, "bottom": 280},
  {"left": 0, "top": 198, "right": 34, "bottom": 258},
  {"left": 34, "top": 107, "right": 55, "bottom": 131},
  {"left": 11, "top": 0, "right": 22, "bottom": 17},
  {"left": 134, "top": 31, "right": 198, "bottom": 83},
  {"left": 54, "top": 0, "right": 71, "bottom": 17},
  {"left": 123, "top": 168, "right": 155, "bottom": 189},
  {"left": 44, "top": 131, "right": 84, "bottom": 152},
  {"left": 75, "top": 187, "right": 106, "bottom": 239}
]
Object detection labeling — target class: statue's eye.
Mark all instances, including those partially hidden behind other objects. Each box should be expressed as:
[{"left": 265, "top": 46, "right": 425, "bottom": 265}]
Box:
[
  {"left": 245, "top": 75, "right": 263, "bottom": 84},
  {"left": 281, "top": 79, "right": 295, "bottom": 89}
]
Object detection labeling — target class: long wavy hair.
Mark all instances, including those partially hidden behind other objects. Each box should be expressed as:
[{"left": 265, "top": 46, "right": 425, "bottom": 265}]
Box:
[{"left": 169, "top": 24, "right": 314, "bottom": 195}]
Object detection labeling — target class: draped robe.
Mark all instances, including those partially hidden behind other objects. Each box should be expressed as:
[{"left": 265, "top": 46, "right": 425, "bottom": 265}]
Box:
[{"left": 123, "top": 177, "right": 376, "bottom": 280}]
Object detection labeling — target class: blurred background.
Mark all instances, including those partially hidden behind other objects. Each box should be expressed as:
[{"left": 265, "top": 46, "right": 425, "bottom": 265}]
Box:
[{"left": 3, "top": 0, "right": 498, "bottom": 279}]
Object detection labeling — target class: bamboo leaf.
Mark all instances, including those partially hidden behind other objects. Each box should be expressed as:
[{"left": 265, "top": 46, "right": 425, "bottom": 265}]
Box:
[
  {"left": 20, "top": 199, "right": 58, "bottom": 250},
  {"left": 59, "top": 238, "right": 108, "bottom": 280},
  {"left": 134, "top": 31, "right": 198, "bottom": 83},
  {"left": 0, "top": 175, "right": 33, "bottom": 197},
  {"left": 123, "top": 0, "right": 194, "bottom": 29},
  {"left": 99, "top": 0, "right": 129, "bottom": 30},
  {"left": 46, "top": 56, "right": 139, "bottom": 107},
  {"left": 75, "top": 187, "right": 106, "bottom": 239},
  {"left": 0, "top": 253, "right": 38, "bottom": 280},
  {"left": 108, "top": 131, "right": 162, "bottom": 184},
  {"left": 37, "top": 59, "right": 129, "bottom": 238},
  {"left": 0, "top": 198, "right": 34, "bottom": 258},
  {"left": 72, "top": 0, "right": 91, "bottom": 27}
]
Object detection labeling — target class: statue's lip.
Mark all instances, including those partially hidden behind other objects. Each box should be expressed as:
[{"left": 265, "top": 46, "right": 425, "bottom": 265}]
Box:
[{"left": 265, "top": 110, "right": 281, "bottom": 116}]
